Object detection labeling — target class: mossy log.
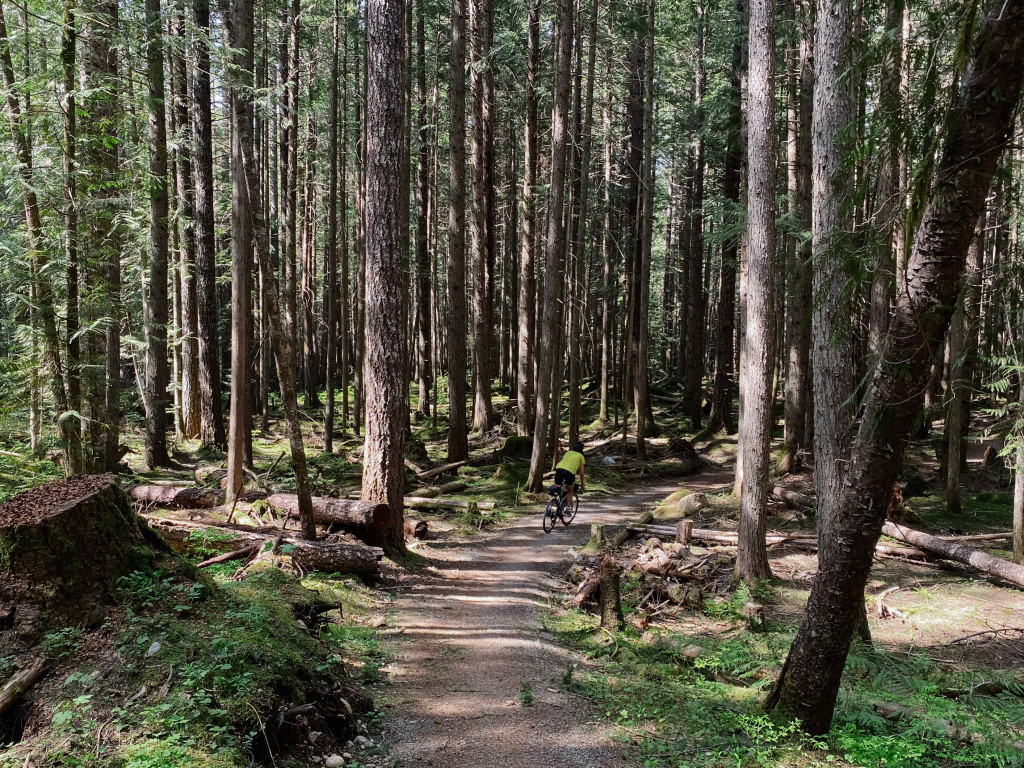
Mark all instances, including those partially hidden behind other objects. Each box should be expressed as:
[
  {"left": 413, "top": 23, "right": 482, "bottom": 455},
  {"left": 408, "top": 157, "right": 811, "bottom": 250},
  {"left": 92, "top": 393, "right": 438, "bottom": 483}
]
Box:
[{"left": 0, "top": 475, "right": 159, "bottom": 629}]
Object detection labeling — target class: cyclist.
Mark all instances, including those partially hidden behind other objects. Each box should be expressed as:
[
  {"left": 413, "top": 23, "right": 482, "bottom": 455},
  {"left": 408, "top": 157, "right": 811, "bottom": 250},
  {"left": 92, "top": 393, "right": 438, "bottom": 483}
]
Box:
[{"left": 554, "top": 441, "right": 586, "bottom": 509}]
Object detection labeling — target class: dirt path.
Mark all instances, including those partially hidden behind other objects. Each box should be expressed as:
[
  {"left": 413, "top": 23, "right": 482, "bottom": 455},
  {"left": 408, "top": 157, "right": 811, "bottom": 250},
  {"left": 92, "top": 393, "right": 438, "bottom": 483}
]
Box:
[{"left": 383, "top": 476, "right": 717, "bottom": 768}]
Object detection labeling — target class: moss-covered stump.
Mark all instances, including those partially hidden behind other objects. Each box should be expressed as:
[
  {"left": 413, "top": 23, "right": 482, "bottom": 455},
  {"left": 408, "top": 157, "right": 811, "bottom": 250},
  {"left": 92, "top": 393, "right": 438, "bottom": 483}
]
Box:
[
  {"left": 0, "top": 475, "right": 159, "bottom": 634},
  {"left": 502, "top": 435, "right": 534, "bottom": 462}
]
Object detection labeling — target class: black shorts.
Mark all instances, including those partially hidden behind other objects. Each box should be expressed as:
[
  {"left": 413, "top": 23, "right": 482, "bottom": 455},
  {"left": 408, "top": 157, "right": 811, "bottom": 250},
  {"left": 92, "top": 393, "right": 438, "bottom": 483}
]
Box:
[{"left": 554, "top": 468, "right": 576, "bottom": 489}]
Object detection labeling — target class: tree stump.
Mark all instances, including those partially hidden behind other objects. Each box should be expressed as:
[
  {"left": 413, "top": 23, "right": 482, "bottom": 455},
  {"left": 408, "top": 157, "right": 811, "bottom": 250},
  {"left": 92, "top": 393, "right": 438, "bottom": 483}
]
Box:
[
  {"left": 0, "top": 475, "right": 160, "bottom": 635},
  {"left": 589, "top": 523, "right": 606, "bottom": 548},
  {"left": 599, "top": 555, "right": 624, "bottom": 630},
  {"left": 676, "top": 520, "right": 694, "bottom": 545}
]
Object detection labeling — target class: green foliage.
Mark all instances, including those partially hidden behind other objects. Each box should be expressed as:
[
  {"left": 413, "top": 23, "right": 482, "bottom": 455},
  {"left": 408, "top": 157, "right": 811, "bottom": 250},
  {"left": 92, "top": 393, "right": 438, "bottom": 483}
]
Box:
[
  {"left": 517, "top": 681, "right": 534, "bottom": 707},
  {"left": 41, "top": 627, "right": 85, "bottom": 659}
]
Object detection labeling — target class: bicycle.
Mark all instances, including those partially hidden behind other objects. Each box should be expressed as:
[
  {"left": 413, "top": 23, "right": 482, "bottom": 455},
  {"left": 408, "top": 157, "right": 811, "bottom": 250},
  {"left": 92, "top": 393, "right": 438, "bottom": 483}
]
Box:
[{"left": 542, "top": 480, "right": 580, "bottom": 533}]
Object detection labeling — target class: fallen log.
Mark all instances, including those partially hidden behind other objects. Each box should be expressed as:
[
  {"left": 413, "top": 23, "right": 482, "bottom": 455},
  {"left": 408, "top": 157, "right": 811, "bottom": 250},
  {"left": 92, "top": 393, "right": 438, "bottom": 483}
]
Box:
[
  {"left": 882, "top": 521, "right": 1024, "bottom": 588},
  {"left": 196, "top": 542, "right": 261, "bottom": 568},
  {"left": 404, "top": 518, "right": 428, "bottom": 539},
  {"left": 611, "top": 510, "right": 654, "bottom": 548},
  {"left": 571, "top": 568, "right": 602, "bottom": 607},
  {"left": 267, "top": 494, "right": 390, "bottom": 529},
  {"left": 938, "top": 532, "right": 1011, "bottom": 542},
  {"left": 416, "top": 460, "right": 467, "bottom": 480},
  {"left": 0, "top": 658, "right": 45, "bottom": 718},
  {"left": 143, "top": 514, "right": 383, "bottom": 575},
  {"left": 410, "top": 480, "right": 468, "bottom": 499},
  {"left": 771, "top": 486, "right": 815, "bottom": 511},
  {"left": 403, "top": 496, "right": 495, "bottom": 512},
  {"left": 126, "top": 484, "right": 221, "bottom": 509}
]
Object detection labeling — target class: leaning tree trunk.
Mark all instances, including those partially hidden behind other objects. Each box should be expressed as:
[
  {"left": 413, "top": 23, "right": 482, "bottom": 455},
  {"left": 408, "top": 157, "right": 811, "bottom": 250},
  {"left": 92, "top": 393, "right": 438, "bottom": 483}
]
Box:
[
  {"left": 360, "top": 0, "right": 408, "bottom": 555},
  {"left": 765, "top": 0, "right": 1024, "bottom": 733}
]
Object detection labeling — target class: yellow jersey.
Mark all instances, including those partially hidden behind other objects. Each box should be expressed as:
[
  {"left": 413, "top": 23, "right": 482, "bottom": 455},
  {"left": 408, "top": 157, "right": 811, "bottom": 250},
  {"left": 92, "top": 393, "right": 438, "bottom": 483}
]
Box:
[{"left": 556, "top": 450, "right": 585, "bottom": 475}]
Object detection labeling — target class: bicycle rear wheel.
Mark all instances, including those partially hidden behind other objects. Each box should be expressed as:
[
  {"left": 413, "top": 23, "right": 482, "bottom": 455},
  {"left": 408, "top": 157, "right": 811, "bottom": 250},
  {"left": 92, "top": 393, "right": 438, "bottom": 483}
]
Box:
[
  {"left": 562, "top": 495, "right": 578, "bottom": 525},
  {"left": 542, "top": 499, "right": 559, "bottom": 533}
]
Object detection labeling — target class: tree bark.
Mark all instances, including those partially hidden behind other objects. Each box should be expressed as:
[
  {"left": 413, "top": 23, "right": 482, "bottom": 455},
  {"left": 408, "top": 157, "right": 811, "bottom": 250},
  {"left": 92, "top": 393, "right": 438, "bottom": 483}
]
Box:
[
  {"left": 447, "top": 0, "right": 469, "bottom": 462},
  {"left": 414, "top": 3, "right": 432, "bottom": 420},
  {"left": 144, "top": 0, "right": 171, "bottom": 469},
  {"left": 945, "top": 224, "right": 983, "bottom": 513},
  {"left": 193, "top": 0, "right": 226, "bottom": 450},
  {"left": 735, "top": 0, "right": 776, "bottom": 585},
  {"left": 360, "top": 0, "right": 408, "bottom": 555},
  {"left": 781, "top": 0, "right": 813, "bottom": 470},
  {"left": 469, "top": 0, "right": 494, "bottom": 434},
  {"left": 527, "top": 0, "right": 573, "bottom": 491},
  {"left": 812, "top": 0, "right": 855, "bottom": 548},
  {"left": 765, "top": 0, "right": 1024, "bottom": 732},
  {"left": 323, "top": 0, "right": 341, "bottom": 453}
]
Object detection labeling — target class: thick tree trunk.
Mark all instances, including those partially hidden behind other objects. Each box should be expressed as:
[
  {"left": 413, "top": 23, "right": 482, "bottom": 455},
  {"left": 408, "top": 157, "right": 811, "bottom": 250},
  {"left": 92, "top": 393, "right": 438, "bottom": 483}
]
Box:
[
  {"left": 766, "top": 1, "right": 1024, "bottom": 732},
  {"left": 735, "top": 0, "right": 776, "bottom": 585},
  {"left": 812, "top": 0, "right": 855, "bottom": 548},
  {"left": 527, "top": 0, "right": 573, "bottom": 491},
  {"left": 447, "top": 0, "right": 469, "bottom": 462},
  {"left": 193, "top": 0, "right": 226, "bottom": 450},
  {"left": 360, "top": 0, "right": 408, "bottom": 555},
  {"left": 144, "top": 0, "right": 171, "bottom": 469}
]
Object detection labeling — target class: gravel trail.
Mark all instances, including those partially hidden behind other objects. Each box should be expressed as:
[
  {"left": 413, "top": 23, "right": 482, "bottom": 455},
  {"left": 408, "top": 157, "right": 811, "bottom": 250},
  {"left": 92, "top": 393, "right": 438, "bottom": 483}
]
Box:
[{"left": 383, "top": 480, "right": 692, "bottom": 768}]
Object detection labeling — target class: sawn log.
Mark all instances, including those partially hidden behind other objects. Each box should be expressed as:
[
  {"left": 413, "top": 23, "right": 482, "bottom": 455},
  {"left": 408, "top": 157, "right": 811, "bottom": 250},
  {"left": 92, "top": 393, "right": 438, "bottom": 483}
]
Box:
[
  {"left": 882, "top": 522, "right": 1024, "bottom": 588},
  {"left": 127, "top": 484, "right": 221, "bottom": 509},
  {"left": 267, "top": 494, "right": 390, "bottom": 529}
]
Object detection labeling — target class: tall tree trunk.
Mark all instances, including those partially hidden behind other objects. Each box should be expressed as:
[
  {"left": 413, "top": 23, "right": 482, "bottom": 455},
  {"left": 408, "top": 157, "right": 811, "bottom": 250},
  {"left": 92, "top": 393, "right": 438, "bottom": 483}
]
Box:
[
  {"left": 447, "top": 0, "right": 469, "bottom": 461},
  {"left": 945, "top": 222, "right": 983, "bottom": 513},
  {"left": 781, "top": 0, "right": 813, "bottom": 470},
  {"left": 765, "top": 0, "right": 1024, "bottom": 732},
  {"left": 708, "top": 9, "right": 743, "bottom": 435},
  {"left": 599, "top": 47, "right": 614, "bottom": 425},
  {"left": 683, "top": 0, "right": 707, "bottom": 430},
  {"left": 361, "top": 0, "right": 408, "bottom": 555},
  {"left": 735, "top": 0, "right": 776, "bottom": 585},
  {"left": 812, "top": 0, "right": 855, "bottom": 548},
  {"left": 0, "top": 0, "right": 79, "bottom": 473},
  {"left": 414, "top": 1, "right": 432, "bottom": 420},
  {"left": 226, "top": 0, "right": 317, "bottom": 539},
  {"left": 323, "top": 0, "right": 340, "bottom": 453},
  {"left": 516, "top": 0, "right": 540, "bottom": 436},
  {"left": 469, "top": 0, "right": 494, "bottom": 434},
  {"left": 170, "top": 5, "right": 200, "bottom": 441},
  {"left": 527, "top": 0, "right": 573, "bottom": 491},
  {"left": 193, "top": 0, "right": 226, "bottom": 449},
  {"left": 144, "top": 0, "right": 171, "bottom": 469},
  {"left": 1014, "top": 377, "right": 1024, "bottom": 564}
]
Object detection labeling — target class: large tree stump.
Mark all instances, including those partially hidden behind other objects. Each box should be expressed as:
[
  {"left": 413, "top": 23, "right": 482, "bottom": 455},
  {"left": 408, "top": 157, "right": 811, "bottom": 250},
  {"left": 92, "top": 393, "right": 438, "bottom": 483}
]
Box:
[
  {"left": 599, "top": 555, "right": 624, "bottom": 629},
  {"left": 0, "top": 475, "right": 160, "bottom": 632}
]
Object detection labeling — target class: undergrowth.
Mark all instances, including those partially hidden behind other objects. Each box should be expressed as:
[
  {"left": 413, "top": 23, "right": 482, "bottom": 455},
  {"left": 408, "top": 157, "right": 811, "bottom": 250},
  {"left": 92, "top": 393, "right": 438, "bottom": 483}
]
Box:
[
  {"left": 546, "top": 594, "right": 1024, "bottom": 768},
  {"left": 0, "top": 555, "right": 389, "bottom": 768}
]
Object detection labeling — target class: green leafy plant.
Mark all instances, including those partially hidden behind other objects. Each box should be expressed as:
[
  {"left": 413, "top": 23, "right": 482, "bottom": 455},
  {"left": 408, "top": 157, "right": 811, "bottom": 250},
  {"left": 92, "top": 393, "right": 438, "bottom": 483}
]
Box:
[{"left": 518, "top": 681, "right": 534, "bottom": 706}]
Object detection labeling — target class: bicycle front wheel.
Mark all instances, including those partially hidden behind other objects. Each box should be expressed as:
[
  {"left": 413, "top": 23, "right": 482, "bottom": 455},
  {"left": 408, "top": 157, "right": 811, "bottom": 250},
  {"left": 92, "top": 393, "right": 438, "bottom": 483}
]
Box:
[
  {"left": 562, "top": 495, "right": 578, "bottom": 525},
  {"left": 542, "top": 499, "right": 559, "bottom": 533}
]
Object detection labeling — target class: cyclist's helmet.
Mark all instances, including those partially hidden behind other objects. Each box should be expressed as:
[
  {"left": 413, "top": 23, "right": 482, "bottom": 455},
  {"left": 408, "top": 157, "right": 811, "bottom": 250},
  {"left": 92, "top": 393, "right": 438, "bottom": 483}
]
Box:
[{"left": 572, "top": 441, "right": 584, "bottom": 452}]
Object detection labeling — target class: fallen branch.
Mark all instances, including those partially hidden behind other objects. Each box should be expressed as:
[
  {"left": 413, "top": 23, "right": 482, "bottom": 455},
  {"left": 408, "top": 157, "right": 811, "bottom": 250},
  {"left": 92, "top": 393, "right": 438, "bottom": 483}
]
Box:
[
  {"left": 882, "top": 521, "right": 1024, "bottom": 589},
  {"left": 944, "top": 627, "right": 1024, "bottom": 645},
  {"left": 196, "top": 542, "right": 261, "bottom": 569},
  {"left": 0, "top": 658, "right": 45, "bottom": 718}
]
